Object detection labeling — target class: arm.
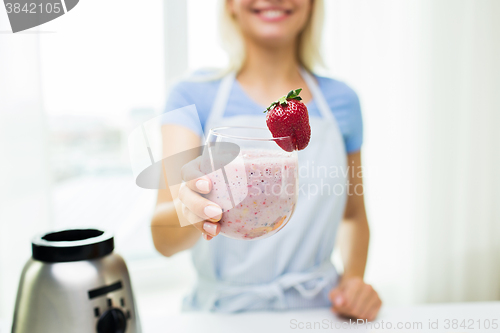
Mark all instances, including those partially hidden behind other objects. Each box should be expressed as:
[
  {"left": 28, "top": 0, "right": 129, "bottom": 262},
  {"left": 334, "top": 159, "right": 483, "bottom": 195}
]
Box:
[
  {"left": 329, "top": 151, "right": 382, "bottom": 320},
  {"left": 339, "top": 151, "right": 369, "bottom": 279},
  {"left": 151, "top": 124, "right": 221, "bottom": 257}
]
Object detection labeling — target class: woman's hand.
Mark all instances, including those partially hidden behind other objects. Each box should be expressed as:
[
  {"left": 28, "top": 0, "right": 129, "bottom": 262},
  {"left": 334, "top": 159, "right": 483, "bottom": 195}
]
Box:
[
  {"left": 178, "top": 156, "right": 222, "bottom": 240},
  {"left": 329, "top": 276, "right": 382, "bottom": 321}
]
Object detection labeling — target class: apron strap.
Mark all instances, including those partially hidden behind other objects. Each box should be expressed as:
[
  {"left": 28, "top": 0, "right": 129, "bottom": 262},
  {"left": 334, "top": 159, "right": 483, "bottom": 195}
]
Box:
[
  {"left": 299, "top": 67, "right": 335, "bottom": 122},
  {"left": 206, "top": 71, "right": 237, "bottom": 133},
  {"left": 299, "top": 67, "right": 347, "bottom": 160},
  {"left": 208, "top": 68, "right": 335, "bottom": 130}
]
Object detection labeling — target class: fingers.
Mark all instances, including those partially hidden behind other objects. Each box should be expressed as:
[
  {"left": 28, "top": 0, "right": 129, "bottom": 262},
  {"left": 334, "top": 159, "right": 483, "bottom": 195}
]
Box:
[
  {"left": 330, "top": 277, "right": 382, "bottom": 321},
  {"left": 329, "top": 287, "right": 343, "bottom": 308},
  {"left": 181, "top": 157, "right": 211, "bottom": 194},
  {"left": 178, "top": 183, "right": 222, "bottom": 223},
  {"left": 353, "top": 284, "right": 375, "bottom": 318},
  {"left": 341, "top": 277, "right": 364, "bottom": 310},
  {"left": 189, "top": 220, "right": 220, "bottom": 239},
  {"left": 176, "top": 158, "right": 223, "bottom": 241},
  {"left": 177, "top": 182, "right": 222, "bottom": 240},
  {"left": 360, "top": 293, "right": 382, "bottom": 321}
]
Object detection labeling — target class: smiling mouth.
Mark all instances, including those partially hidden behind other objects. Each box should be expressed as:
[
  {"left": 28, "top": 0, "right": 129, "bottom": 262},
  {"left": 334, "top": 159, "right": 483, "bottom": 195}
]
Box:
[{"left": 252, "top": 8, "right": 293, "bottom": 21}]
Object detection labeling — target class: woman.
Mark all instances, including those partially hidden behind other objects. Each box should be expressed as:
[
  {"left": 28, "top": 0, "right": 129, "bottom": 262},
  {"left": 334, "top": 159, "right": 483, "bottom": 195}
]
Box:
[{"left": 152, "top": 0, "right": 382, "bottom": 320}]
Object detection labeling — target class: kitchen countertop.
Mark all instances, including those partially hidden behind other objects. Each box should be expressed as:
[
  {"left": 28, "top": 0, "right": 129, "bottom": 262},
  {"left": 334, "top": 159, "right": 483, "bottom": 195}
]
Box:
[
  {"left": 1, "top": 302, "right": 499, "bottom": 332},
  {"left": 141, "top": 301, "right": 500, "bottom": 333}
]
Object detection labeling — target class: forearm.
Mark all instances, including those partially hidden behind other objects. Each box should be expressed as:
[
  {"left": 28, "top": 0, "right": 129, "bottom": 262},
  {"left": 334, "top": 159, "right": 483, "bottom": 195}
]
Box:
[
  {"left": 338, "top": 214, "right": 370, "bottom": 279},
  {"left": 330, "top": 215, "right": 381, "bottom": 320},
  {"left": 151, "top": 201, "right": 200, "bottom": 257}
]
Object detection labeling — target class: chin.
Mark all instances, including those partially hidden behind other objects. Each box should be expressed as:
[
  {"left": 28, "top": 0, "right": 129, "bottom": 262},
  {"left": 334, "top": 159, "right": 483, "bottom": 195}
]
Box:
[{"left": 252, "top": 30, "right": 296, "bottom": 46}]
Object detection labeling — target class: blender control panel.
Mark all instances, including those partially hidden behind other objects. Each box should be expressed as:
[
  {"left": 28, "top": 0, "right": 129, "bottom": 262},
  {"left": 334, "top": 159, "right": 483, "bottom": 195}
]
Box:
[{"left": 88, "top": 281, "right": 132, "bottom": 333}]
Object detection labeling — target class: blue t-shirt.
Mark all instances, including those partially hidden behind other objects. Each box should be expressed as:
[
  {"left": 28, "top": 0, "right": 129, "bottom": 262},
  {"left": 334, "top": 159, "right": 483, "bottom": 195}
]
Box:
[{"left": 164, "top": 70, "right": 363, "bottom": 153}]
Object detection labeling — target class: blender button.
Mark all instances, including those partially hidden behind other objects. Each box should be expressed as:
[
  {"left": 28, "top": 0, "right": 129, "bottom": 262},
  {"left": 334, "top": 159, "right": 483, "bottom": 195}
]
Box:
[
  {"left": 107, "top": 298, "right": 112, "bottom": 307},
  {"left": 126, "top": 310, "right": 131, "bottom": 319},
  {"left": 94, "top": 307, "right": 100, "bottom": 317},
  {"left": 120, "top": 298, "right": 125, "bottom": 306}
]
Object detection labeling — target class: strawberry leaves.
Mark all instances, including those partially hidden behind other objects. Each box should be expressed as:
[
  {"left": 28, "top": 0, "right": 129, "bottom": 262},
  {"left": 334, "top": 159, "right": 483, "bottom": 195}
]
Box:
[
  {"left": 286, "top": 88, "right": 302, "bottom": 101},
  {"left": 265, "top": 88, "right": 303, "bottom": 113}
]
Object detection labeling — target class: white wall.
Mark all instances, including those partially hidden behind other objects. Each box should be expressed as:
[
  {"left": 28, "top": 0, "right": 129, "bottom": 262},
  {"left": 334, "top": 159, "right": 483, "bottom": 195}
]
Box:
[
  {"left": 322, "top": 0, "right": 424, "bottom": 305},
  {"left": 414, "top": 0, "right": 500, "bottom": 303},
  {"left": 323, "top": 0, "right": 500, "bottom": 305},
  {"left": 0, "top": 21, "right": 52, "bottom": 323}
]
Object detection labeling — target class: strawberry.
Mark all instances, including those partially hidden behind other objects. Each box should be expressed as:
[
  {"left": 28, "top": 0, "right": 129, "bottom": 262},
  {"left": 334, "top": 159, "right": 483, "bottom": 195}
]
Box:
[{"left": 264, "top": 88, "right": 311, "bottom": 152}]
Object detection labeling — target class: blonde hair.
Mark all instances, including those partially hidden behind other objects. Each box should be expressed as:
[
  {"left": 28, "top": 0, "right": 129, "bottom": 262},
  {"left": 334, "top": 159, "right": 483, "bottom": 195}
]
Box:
[{"left": 218, "top": 0, "right": 325, "bottom": 74}]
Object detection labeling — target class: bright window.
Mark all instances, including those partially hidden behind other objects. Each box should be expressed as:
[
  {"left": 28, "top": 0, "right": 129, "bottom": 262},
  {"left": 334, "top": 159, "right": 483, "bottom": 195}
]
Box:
[
  {"left": 187, "top": 0, "right": 227, "bottom": 71},
  {"left": 39, "top": 0, "right": 165, "bottom": 259}
]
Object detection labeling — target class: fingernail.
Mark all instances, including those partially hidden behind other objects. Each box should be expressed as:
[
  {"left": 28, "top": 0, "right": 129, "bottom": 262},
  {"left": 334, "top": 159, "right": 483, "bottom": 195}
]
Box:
[
  {"left": 203, "top": 222, "right": 217, "bottom": 236},
  {"left": 196, "top": 179, "right": 210, "bottom": 192},
  {"left": 335, "top": 296, "right": 343, "bottom": 306},
  {"left": 204, "top": 205, "right": 222, "bottom": 219},
  {"left": 202, "top": 233, "right": 208, "bottom": 240}
]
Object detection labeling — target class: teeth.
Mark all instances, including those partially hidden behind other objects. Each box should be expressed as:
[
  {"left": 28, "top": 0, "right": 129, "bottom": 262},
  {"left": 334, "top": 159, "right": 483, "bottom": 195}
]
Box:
[{"left": 261, "top": 10, "right": 285, "bottom": 19}]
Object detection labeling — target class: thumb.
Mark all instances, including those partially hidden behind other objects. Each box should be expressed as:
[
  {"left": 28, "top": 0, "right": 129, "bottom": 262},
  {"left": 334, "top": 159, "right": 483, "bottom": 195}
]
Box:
[{"left": 329, "top": 288, "right": 345, "bottom": 307}]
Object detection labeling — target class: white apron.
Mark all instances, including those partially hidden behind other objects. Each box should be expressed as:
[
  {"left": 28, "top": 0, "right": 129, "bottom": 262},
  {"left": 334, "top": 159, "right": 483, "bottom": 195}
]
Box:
[{"left": 183, "top": 68, "right": 348, "bottom": 312}]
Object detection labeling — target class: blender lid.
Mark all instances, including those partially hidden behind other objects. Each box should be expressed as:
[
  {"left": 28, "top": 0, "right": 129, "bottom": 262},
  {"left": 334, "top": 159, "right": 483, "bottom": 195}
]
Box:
[{"left": 32, "top": 229, "right": 114, "bottom": 263}]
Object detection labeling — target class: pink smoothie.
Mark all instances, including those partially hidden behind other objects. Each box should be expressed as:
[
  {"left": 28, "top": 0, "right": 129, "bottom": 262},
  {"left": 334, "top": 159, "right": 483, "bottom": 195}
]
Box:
[{"left": 202, "top": 149, "right": 298, "bottom": 240}]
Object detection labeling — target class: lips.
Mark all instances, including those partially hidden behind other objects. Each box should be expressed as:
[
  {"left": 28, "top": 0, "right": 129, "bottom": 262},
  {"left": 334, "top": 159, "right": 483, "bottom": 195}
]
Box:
[{"left": 252, "top": 8, "right": 293, "bottom": 21}]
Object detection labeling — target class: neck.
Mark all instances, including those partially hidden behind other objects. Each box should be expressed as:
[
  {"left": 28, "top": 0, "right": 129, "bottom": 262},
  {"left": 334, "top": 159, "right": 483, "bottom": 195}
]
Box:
[{"left": 238, "top": 39, "right": 302, "bottom": 85}]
